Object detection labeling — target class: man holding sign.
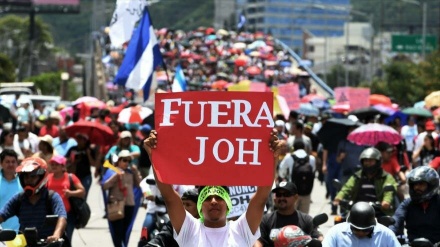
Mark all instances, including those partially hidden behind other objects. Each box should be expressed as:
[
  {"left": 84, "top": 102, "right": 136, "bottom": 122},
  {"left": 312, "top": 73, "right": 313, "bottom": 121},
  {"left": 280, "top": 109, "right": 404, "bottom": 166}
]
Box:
[{"left": 144, "top": 129, "right": 285, "bottom": 247}]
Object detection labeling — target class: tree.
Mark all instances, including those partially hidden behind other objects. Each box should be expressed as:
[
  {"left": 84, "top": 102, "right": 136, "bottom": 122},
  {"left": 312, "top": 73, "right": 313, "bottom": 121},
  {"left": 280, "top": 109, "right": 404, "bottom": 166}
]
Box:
[
  {"left": 0, "top": 15, "right": 55, "bottom": 80},
  {"left": 325, "top": 64, "right": 362, "bottom": 88},
  {"left": 24, "top": 72, "right": 80, "bottom": 100},
  {"left": 417, "top": 49, "right": 440, "bottom": 95},
  {"left": 0, "top": 53, "right": 16, "bottom": 82},
  {"left": 361, "top": 59, "right": 424, "bottom": 106}
]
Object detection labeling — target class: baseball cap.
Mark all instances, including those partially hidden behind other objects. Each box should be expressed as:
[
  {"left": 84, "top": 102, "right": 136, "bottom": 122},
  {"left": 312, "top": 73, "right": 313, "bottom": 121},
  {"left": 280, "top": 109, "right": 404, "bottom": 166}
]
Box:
[
  {"left": 117, "top": 150, "right": 131, "bottom": 159},
  {"left": 120, "top": 130, "right": 132, "bottom": 139},
  {"left": 275, "top": 120, "right": 285, "bottom": 127},
  {"left": 181, "top": 188, "right": 199, "bottom": 203},
  {"left": 50, "top": 155, "right": 66, "bottom": 166},
  {"left": 139, "top": 124, "right": 152, "bottom": 133},
  {"left": 375, "top": 142, "right": 393, "bottom": 152},
  {"left": 272, "top": 181, "right": 298, "bottom": 195},
  {"left": 304, "top": 122, "right": 314, "bottom": 129},
  {"left": 39, "top": 135, "right": 53, "bottom": 146},
  {"left": 425, "top": 120, "right": 436, "bottom": 131}
]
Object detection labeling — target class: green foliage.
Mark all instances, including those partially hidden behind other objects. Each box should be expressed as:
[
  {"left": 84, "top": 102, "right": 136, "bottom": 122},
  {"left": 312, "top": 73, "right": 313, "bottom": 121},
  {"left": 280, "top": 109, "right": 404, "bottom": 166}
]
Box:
[
  {"left": 0, "top": 15, "right": 55, "bottom": 80},
  {"left": 24, "top": 72, "right": 61, "bottom": 96},
  {"left": 324, "top": 64, "right": 362, "bottom": 88},
  {"left": 149, "top": 0, "right": 214, "bottom": 30},
  {"left": 361, "top": 48, "right": 440, "bottom": 107},
  {"left": 23, "top": 71, "right": 81, "bottom": 100},
  {"left": 417, "top": 49, "right": 440, "bottom": 94},
  {"left": 0, "top": 53, "right": 16, "bottom": 82}
]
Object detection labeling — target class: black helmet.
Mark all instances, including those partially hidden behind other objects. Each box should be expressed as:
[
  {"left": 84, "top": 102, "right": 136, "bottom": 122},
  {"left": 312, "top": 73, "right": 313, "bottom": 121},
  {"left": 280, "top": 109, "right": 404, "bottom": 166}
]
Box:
[
  {"left": 407, "top": 166, "right": 439, "bottom": 203},
  {"left": 347, "top": 202, "right": 376, "bottom": 230},
  {"left": 359, "top": 147, "right": 382, "bottom": 175}
]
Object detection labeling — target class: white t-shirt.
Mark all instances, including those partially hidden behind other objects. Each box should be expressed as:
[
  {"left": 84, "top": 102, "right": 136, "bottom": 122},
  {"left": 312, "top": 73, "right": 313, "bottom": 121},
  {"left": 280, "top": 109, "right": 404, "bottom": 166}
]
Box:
[
  {"left": 174, "top": 211, "right": 260, "bottom": 247},
  {"left": 400, "top": 125, "right": 418, "bottom": 151},
  {"left": 278, "top": 149, "right": 316, "bottom": 180}
]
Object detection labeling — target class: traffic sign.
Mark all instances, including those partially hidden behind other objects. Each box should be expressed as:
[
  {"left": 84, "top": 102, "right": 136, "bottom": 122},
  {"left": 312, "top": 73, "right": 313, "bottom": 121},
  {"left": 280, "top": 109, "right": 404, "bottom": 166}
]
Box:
[{"left": 392, "top": 35, "right": 438, "bottom": 53}]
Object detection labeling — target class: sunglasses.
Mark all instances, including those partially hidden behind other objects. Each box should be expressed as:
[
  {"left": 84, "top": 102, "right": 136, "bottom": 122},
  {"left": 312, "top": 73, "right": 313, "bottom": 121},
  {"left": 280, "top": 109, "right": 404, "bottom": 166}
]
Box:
[
  {"left": 120, "top": 158, "right": 131, "bottom": 163},
  {"left": 350, "top": 226, "right": 374, "bottom": 233},
  {"left": 275, "top": 192, "right": 294, "bottom": 198}
]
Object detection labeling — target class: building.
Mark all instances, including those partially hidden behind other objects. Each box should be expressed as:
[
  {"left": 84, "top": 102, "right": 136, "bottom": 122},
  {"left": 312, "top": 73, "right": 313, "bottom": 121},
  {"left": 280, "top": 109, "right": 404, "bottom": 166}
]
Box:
[
  {"left": 305, "top": 22, "right": 375, "bottom": 83},
  {"left": 213, "top": 0, "right": 236, "bottom": 30},
  {"left": 244, "top": 0, "right": 350, "bottom": 55}
]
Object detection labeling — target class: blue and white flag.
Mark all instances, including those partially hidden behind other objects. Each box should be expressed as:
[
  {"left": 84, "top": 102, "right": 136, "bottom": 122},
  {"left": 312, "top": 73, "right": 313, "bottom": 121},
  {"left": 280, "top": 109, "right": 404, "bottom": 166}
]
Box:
[
  {"left": 114, "top": 7, "right": 163, "bottom": 101},
  {"left": 171, "top": 64, "right": 187, "bottom": 92},
  {"left": 237, "top": 13, "right": 246, "bottom": 29},
  {"left": 109, "top": 0, "right": 147, "bottom": 47}
]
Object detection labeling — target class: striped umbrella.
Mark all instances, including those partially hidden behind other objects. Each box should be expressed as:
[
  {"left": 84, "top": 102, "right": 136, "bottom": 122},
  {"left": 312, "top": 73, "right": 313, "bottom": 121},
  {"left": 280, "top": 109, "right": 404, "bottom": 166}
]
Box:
[
  {"left": 117, "top": 105, "right": 153, "bottom": 124},
  {"left": 347, "top": 123, "right": 402, "bottom": 146}
]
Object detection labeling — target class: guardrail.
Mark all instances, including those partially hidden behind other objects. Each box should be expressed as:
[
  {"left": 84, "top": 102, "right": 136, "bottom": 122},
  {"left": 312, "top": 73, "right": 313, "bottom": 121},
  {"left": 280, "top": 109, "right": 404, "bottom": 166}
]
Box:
[{"left": 274, "top": 39, "right": 334, "bottom": 98}]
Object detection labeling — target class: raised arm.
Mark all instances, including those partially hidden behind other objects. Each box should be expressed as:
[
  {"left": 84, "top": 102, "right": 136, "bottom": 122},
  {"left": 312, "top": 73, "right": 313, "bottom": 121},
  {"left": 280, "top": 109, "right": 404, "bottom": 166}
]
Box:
[
  {"left": 143, "top": 130, "right": 186, "bottom": 234},
  {"left": 246, "top": 130, "right": 286, "bottom": 234}
]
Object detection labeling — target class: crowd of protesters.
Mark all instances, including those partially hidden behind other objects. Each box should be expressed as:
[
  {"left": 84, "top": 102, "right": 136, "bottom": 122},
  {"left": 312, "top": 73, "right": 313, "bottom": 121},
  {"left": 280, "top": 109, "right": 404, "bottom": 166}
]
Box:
[{"left": 1, "top": 27, "right": 440, "bottom": 246}]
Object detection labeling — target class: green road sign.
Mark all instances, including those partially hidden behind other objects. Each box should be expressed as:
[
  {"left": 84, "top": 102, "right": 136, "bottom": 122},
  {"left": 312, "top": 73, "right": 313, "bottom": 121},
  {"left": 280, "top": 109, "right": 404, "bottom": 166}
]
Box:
[{"left": 392, "top": 35, "right": 438, "bottom": 53}]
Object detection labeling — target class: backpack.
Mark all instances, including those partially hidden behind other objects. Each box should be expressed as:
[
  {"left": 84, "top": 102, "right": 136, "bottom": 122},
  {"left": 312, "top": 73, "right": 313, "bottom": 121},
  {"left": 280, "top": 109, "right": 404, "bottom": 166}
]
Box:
[
  {"left": 68, "top": 174, "right": 91, "bottom": 229},
  {"left": 291, "top": 153, "right": 314, "bottom": 196}
]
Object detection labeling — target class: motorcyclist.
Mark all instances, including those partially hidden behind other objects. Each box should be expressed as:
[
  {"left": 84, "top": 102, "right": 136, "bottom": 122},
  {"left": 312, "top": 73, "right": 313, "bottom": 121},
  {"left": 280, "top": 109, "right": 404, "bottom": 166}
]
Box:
[
  {"left": 0, "top": 157, "right": 67, "bottom": 244},
  {"left": 390, "top": 166, "right": 440, "bottom": 244},
  {"left": 323, "top": 202, "right": 400, "bottom": 247},
  {"left": 333, "top": 147, "right": 397, "bottom": 216},
  {"left": 145, "top": 188, "right": 199, "bottom": 247}
]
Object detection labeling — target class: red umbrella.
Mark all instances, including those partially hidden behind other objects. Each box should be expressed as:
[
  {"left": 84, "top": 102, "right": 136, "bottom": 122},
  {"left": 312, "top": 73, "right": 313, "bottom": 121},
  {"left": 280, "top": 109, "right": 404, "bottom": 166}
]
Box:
[
  {"left": 76, "top": 101, "right": 107, "bottom": 120},
  {"left": 234, "top": 55, "right": 248, "bottom": 66},
  {"left": 246, "top": 66, "right": 262, "bottom": 75},
  {"left": 301, "top": 94, "right": 326, "bottom": 103},
  {"left": 347, "top": 123, "right": 402, "bottom": 146},
  {"left": 64, "top": 120, "right": 115, "bottom": 146},
  {"left": 211, "top": 80, "right": 229, "bottom": 90},
  {"left": 369, "top": 94, "right": 392, "bottom": 106}
]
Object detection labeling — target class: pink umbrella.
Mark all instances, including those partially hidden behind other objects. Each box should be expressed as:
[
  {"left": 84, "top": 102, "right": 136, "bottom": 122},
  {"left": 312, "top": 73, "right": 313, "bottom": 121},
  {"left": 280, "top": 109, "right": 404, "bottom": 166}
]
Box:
[
  {"left": 246, "top": 66, "right": 262, "bottom": 75},
  {"left": 347, "top": 123, "right": 402, "bottom": 146},
  {"left": 72, "top": 96, "right": 100, "bottom": 106},
  {"left": 117, "top": 105, "right": 153, "bottom": 124}
]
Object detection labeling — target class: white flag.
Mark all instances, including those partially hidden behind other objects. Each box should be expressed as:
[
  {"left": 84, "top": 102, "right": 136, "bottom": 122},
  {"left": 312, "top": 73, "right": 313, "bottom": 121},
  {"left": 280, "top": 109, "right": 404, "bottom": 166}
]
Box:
[{"left": 109, "top": 0, "right": 147, "bottom": 47}]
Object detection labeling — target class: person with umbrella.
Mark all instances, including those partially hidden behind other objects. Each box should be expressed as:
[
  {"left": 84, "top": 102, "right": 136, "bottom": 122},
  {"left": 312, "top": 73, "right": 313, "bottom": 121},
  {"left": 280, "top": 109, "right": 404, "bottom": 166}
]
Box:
[
  {"left": 65, "top": 133, "right": 97, "bottom": 199},
  {"left": 336, "top": 125, "right": 367, "bottom": 184}
]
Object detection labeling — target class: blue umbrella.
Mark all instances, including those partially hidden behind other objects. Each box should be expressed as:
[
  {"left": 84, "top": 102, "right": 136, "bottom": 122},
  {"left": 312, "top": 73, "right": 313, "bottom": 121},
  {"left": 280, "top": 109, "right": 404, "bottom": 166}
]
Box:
[
  {"left": 413, "top": 101, "right": 425, "bottom": 108},
  {"left": 297, "top": 103, "right": 319, "bottom": 117},
  {"left": 206, "top": 34, "right": 217, "bottom": 41},
  {"left": 279, "top": 61, "right": 292, "bottom": 67}
]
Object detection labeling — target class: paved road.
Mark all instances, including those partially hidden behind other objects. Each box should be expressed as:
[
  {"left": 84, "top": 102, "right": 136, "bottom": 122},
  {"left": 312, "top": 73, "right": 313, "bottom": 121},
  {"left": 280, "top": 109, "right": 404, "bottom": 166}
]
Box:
[{"left": 72, "top": 170, "right": 333, "bottom": 246}]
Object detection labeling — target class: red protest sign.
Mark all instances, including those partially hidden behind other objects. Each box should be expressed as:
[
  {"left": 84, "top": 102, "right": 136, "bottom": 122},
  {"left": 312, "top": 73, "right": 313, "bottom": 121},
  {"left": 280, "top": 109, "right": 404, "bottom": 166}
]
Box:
[{"left": 153, "top": 92, "right": 275, "bottom": 186}]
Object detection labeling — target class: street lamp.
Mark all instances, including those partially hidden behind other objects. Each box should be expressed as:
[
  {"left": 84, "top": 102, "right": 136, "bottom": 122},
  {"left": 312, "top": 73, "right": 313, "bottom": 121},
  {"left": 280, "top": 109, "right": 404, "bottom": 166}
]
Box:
[
  {"left": 61, "top": 72, "right": 69, "bottom": 100},
  {"left": 401, "top": 0, "right": 427, "bottom": 60}
]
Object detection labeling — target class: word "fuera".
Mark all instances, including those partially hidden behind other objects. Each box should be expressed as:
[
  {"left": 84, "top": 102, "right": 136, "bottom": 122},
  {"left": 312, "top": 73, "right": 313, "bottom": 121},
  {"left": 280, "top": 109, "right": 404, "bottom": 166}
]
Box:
[{"left": 159, "top": 99, "right": 275, "bottom": 127}]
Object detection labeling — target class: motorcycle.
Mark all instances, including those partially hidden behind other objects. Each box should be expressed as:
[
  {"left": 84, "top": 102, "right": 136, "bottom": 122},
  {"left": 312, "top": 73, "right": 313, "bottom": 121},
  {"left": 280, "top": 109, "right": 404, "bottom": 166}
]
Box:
[
  {"left": 332, "top": 179, "right": 395, "bottom": 225},
  {"left": 271, "top": 213, "right": 328, "bottom": 247},
  {"left": 400, "top": 237, "right": 440, "bottom": 247},
  {"left": 138, "top": 177, "right": 170, "bottom": 246},
  {"left": 4, "top": 215, "right": 66, "bottom": 247}
]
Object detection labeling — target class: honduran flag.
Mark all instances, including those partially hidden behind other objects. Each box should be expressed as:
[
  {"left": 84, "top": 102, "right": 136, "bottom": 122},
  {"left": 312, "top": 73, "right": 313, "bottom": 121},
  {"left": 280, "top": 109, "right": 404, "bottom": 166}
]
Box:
[
  {"left": 114, "top": 7, "right": 163, "bottom": 101},
  {"left": 171, "top": 64, "right": 187, "bottom": 92}
]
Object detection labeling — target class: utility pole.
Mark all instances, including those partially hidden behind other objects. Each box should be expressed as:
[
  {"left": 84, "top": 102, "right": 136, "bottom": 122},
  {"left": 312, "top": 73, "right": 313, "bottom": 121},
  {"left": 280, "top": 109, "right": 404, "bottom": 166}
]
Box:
[{"left": 421, "top": 1, "right": 427, "bottom": 60}]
